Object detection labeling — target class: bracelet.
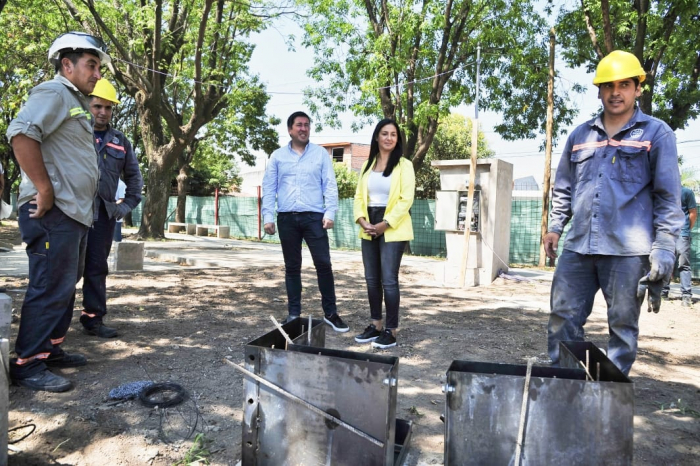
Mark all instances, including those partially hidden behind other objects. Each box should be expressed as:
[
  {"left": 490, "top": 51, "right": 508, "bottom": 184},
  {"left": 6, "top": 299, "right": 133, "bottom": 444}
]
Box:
[{"left": 383, "top": 219, "right": 390, "bottom": 227}]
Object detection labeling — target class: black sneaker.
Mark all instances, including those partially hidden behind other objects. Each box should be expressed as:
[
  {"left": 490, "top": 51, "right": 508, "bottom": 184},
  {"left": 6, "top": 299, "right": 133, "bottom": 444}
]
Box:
[
  {"left": 371, "top": 329, "right": 397, "bottom": 349},
  {"left": 324, "top": 313, "right": 349, "bottom": 333},
  {"left": 45, "top": 352, "right": 87, "bottom": 368},
  {"left": 14, "top": 369, "right": 73, "bottom": 392},
  {"left": 355, "top": 324, "right": 381, "bottom": 343},
  {"left": 83, "top": 323, "right": 119, "bottom": 338}
]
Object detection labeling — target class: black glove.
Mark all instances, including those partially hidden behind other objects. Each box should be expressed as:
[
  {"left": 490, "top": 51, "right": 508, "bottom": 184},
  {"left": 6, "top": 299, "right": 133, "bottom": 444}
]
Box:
[{"left": 637, "top": 274, "right": 663, "bottom": 313}]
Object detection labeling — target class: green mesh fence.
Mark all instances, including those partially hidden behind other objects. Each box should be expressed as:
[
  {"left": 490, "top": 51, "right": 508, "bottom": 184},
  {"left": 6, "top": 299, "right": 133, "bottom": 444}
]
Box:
[{"left": 129, "top": 195, "right": 700, "bottom": 277}]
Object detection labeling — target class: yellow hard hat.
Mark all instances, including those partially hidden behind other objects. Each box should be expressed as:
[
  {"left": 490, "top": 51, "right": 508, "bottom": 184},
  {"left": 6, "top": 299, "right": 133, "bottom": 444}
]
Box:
[
  {"left": 90, "top": 78, "right": 120, "bottom": 104},
  {"left": 593, "top": 50, "right": 646, "bottom": 86}
]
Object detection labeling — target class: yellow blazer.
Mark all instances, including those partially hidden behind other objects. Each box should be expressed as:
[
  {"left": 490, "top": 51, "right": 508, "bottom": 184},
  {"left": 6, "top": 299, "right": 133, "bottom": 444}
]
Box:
[{"left": 353, "top": 157, "right": 415, "bottom": 242}]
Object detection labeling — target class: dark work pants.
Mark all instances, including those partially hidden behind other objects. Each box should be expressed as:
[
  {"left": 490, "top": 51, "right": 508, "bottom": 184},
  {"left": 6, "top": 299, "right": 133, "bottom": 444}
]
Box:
[
  {"left": 11, "top": 204, "right": 88, "bottom": 378},
  {"left": 547, "top": 250, "right": 648, "bottom": 376},
  {"left": 81, "top": 202, "right": 116, "bottom": 328},
  {"left": 361, "top": 206, "right": 406, "bottom": 330},
  {"left": 277, "top": 212, "right": 337, "bottom": 317},
  {"left": 663, "top": 236, "right": 693, "bottom": 297}
]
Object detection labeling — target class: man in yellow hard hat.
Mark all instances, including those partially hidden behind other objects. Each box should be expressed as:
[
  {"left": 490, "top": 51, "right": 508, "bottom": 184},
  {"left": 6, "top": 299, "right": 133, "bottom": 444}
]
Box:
[
  {"left": 79, "top": 79, "right": 143, "bottom": 339},
  {"left": 7, "top": 32, "right": 109, "bottom": 392},
  {"left": 543, "top": 50, "right": 683, "bottom": 376}
]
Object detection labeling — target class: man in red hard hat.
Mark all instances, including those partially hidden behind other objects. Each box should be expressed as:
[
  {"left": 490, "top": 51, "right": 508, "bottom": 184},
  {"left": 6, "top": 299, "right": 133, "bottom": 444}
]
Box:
[
  {"left": 6, "top": 32, "right": 110, "bottom": 392},
  {"left": 79, "top": 79, "right": 143, "bottom": 339},
  {"left": 544, "top": 50, "right": 683, "bottom": 376}
]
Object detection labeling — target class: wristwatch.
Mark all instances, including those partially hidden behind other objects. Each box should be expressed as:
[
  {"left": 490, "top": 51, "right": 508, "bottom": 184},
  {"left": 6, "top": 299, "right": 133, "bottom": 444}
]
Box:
[{"left": 383, "top": 219, "right": 391, "bottom": 227}]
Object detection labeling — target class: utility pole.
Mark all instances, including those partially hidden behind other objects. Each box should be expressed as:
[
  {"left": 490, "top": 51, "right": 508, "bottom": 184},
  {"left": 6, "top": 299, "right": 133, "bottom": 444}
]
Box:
[
  {"left": 459, "top": 44, "right": 480, "bottom": 288},
  {"left": 539, "top": 28, "right": 556, "bottom": 267}
]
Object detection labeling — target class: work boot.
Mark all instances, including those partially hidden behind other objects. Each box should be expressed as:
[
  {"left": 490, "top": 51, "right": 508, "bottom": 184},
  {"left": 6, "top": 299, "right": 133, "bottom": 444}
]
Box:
[
  {"left": 83, "top": 323, "right": 119, "bottom": 338},
  {"left": 45, "top": 352, "right": 87, "bottom": 368},
  {"left": 682, "top": 295, "right": 693, "bottom": 307},
  {"left": 14, "top": 369, "right": 73, "bottom": 392}
]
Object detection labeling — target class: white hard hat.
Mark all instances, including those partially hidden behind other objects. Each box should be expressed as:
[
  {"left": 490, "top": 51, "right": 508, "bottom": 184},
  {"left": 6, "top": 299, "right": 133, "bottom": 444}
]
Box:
[{"left": 48, "top": 32, "right": 111, "bottom": 67}]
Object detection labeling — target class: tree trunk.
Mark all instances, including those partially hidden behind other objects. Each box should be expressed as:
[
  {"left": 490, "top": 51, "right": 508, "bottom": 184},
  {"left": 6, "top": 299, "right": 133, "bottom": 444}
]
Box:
[
  {"left": 137, "top": 144, "right": 181, "bottom": 239},
  {"left": 176, "top": 165, "right": 189, "bottom": 223}
]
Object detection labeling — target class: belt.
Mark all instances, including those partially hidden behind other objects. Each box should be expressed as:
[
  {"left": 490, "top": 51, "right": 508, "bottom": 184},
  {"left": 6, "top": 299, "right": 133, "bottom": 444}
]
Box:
[{"left": 278, "top": 211, "right": 314, "bottom": 215}]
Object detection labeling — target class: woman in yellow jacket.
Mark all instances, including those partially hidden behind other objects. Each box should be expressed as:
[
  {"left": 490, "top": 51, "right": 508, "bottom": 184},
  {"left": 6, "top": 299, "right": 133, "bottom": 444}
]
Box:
[{"left": 353, "top": 119, "right": 415, "bottom": 348}]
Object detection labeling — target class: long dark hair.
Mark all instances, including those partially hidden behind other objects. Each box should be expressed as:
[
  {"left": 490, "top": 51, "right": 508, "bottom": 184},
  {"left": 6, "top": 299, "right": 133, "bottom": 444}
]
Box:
[{"left": 363, "top": 119, "right": 404, "bottom": 176}]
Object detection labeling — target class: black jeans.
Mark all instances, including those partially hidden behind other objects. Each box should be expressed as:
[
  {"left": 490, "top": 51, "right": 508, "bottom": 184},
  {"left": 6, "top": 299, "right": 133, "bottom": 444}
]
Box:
[
  {"left": 81, "top": 202, "right": 117, "bottom": 327},
  {"left": 361, "top": 207, "right": 406, "bottom": 330},
  {"left": 12, "top": 204, "right": 88, "bottom": 378},
  {"left": 277, "top": 212, "right": 337, "bottom": 317}
]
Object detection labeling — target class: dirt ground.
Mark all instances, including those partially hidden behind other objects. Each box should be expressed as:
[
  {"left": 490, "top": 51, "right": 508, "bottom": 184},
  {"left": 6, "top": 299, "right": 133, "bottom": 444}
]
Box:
[{"left": 0, "top": 220, "right": 699, "bottom": 465}]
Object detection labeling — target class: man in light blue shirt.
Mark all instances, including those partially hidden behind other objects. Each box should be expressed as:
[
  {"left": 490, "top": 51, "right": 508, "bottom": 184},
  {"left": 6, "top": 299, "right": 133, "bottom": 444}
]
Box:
[{"left": 262, "top": 111, "right": 349, "bottom": 332}]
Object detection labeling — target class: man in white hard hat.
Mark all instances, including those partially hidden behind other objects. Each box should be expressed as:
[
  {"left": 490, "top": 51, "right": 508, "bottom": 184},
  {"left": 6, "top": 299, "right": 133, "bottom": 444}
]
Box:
[
  {"left": 544, "top": 50, "right": 683, "bottom": 376},
  {"left": 6, "top": 32, "right": 110, "bottom": 392},
  {"left": 80, "top": 79, "right": 142, "bottom": 338}
]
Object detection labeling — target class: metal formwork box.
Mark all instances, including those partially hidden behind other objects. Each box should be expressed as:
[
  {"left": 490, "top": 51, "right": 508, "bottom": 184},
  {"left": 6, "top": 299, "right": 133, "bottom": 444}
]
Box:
[
  {"left": 443, "top": 344, "right": 633, "bottom": 465},
  {"left": 243, "top": 319, "right": 411, "bottom": 465}
]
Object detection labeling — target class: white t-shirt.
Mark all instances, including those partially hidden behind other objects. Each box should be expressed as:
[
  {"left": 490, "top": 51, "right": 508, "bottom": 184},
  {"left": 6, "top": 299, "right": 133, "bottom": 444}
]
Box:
[
  {"left": 368, "top": 170, "right": 392, "bottom": 207},
  {"left": 115, "top": 179, "right": 127, "bottom": 223}
]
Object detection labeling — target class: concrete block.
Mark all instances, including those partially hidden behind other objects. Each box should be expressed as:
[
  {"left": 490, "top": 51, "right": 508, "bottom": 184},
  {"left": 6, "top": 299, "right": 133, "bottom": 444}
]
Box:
[
  {"left": 217, "top": 226, "right": 230, "bottom": 238},
  {"left": 196, "top": 226, "right": 209, "bottom": 236},
  {"left": 112, "top": 242, "right": 144, "bottom": 271},
  {"left": 168, "top": 223, "right": 186, "bottom": 233},
  {"left": 186, "top": 223, "right": 196, "bottom": 235},
  {"left": 0, "top": 294, "right": 11, "bottom": 341}
]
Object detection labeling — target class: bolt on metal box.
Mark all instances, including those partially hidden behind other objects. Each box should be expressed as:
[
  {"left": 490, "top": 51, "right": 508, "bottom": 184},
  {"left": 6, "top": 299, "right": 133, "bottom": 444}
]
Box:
[
  {"left": 443, "top": 343, "right": 633, "bottom": 466},
  {"left": 242, "top": 320, "right": 411, "bottom": 465}
]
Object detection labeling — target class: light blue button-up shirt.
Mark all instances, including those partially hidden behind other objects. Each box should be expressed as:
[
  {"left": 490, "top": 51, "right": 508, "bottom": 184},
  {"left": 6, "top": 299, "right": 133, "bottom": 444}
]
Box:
[
  {"left": 550, "top": 108, "right": 683, "bottom": 255},
  {"left": 262, "top": 141, "right": 338, "bottom": 224}
]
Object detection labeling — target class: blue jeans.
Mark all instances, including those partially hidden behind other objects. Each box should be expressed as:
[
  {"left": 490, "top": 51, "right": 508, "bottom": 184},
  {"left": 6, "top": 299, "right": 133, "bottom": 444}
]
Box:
[
  {"left": 81, "top": 202, "right": 116, "bottom": 327},
  {"left": 361, "top": 206, "right": 406, "bottom": 330},
  {"left": 11, "top": 204, "right": 88, "bottom": 378},
  {"left": 662, "top": 236, "right": 692, "bottom": 296},
  {"left": 277, "top": 212, "right": 337, "bottom": 317},
  {"left": 548, "top": 250, "right": 648, "bottom": 376}
]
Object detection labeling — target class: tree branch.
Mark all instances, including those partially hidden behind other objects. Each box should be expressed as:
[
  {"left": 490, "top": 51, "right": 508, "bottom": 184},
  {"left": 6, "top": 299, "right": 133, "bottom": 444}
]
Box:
[{"left": 581, "top": 0, "right": 604, "bottom": 58}]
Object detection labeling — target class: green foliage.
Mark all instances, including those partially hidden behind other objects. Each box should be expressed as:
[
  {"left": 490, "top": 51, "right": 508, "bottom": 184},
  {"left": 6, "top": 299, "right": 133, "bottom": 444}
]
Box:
[
  {"left": 188, "top": 140, "right": 242, "bottom": 195},
  {"left": 59, "top": 0, "right": 281, "bottom": 237},
  {"left": 297, "top": 0, "right": 580, "bottom": 171},
  {"left": 0, "top": 0, "right": 60, "bottom": 197},
  {"left": 552, "top": 0, "right": 700, "bottom": 131},
  {"left": 681, "top": 166, "right": 699, "bottom": 191},
  {"left": 333, "top": 161, "right": 358, "bottom": 199},
  {"left": 173, "top": 433, "right": 212, "bottom": 466},
  {"left": 415, "top": 114, "right": 494, "bottom": 199}
]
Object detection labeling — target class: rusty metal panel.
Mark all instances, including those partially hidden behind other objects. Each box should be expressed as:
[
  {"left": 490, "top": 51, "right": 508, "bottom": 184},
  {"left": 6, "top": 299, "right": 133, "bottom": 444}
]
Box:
[
  {"left": 243, "top": 322, "right": 407, "bottom": 465},
  {"left": 444, "top": 350, "right": 633, "bottom": 466}
]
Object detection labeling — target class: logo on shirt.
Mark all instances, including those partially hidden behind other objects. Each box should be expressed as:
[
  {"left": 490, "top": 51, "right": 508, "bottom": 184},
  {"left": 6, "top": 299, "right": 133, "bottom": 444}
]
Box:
[
  {"left": 629, "top": 129, "right": 644, "bottom": 139},
  {"left": 112, "top": 137, "right": 120, "bottom": 144}
]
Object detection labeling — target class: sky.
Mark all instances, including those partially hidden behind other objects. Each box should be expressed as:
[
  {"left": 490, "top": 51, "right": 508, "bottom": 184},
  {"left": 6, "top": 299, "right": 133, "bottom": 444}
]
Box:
[{"left": 246, "top": 18, "right": 700, "bottom": 185}]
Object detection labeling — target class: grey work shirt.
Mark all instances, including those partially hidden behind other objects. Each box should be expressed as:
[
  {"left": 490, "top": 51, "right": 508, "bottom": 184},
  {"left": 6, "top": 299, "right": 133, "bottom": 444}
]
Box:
[
  {"left": 549, "top": 108, "right": 683, "bottom": 255},
  {"left": 6, "top": 75, "right": 99, "bottom": 227}
]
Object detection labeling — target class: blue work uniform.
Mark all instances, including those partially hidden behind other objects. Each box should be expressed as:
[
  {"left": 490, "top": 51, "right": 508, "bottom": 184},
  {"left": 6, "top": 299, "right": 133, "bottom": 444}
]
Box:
[
  {"left": 548, "top": 107, "right": 683, "bottom": 375},
  {"left": 80, "top": 126, "right": 142, "bottom": 329}
]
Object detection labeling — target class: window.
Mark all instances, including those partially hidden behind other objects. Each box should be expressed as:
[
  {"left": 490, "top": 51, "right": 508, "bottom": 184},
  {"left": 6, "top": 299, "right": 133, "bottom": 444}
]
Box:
[{"left": 332, "top": 148, "right": 344, "bottom": 162}]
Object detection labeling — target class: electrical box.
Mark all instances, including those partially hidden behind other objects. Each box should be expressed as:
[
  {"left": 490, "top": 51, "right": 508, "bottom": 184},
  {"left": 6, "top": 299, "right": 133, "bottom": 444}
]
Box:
[{"left": 435, "top": 190, "right": 480, "bottom": 232}]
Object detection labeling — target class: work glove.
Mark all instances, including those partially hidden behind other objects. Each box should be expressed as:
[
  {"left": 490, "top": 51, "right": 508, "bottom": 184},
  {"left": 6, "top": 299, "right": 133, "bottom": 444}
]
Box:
[
  {"left": 637, "top": 274, "right": 664, "bottom": 313},
  {"left": 648, "top": 248, "right": 675, "bottom": 282}
]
